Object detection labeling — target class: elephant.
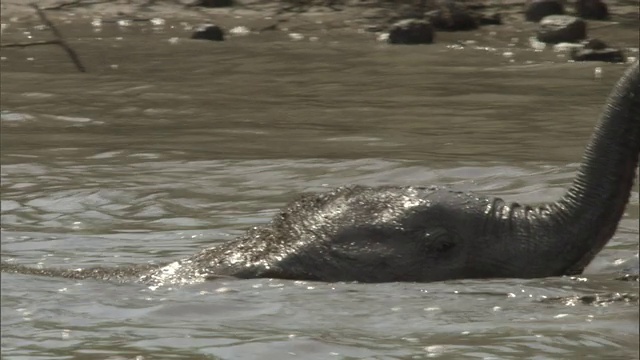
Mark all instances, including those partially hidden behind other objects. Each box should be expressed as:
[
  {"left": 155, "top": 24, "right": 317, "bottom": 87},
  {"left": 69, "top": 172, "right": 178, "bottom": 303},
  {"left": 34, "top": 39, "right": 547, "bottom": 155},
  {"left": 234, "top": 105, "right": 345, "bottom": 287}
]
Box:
[{"left": 2, "top": 61, "right": 638, "bottom": 286}]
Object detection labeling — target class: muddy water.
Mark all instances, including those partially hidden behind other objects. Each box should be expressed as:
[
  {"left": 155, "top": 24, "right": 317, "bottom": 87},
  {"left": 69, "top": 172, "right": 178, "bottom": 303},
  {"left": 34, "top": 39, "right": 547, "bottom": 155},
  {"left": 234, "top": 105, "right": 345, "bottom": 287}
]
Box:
[{"left": 1, "top": 18, "right": 639, "bottom": 359}]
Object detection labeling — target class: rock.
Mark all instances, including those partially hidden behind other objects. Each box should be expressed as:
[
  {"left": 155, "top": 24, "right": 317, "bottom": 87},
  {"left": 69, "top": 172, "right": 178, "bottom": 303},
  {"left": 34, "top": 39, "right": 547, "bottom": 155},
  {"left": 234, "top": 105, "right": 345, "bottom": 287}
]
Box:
[
  {"left": 536, "top": 15, "right": 586, "bottom": 44},
  {"left": 525, "top": 0, "right": 565, "bottom": 22},
  {"left": 426, "top": 0, "right": 478, "bottom": 31},
  {"left": 564, "top": 38, "right": 625, "bottom": 63},
  {"left": 388, "top": 19, "right": 434, "bottom": 45},
  {"left": 191, "top": 24, "right": 225, "bottom": 41},
  {"left": 571, "top": 48, "right": 625, "bottom": 63},
  {"left": 575, "top": 0, "right": 609, "bottom": 20},
  {"left": 195, "top": 0, "right": 233, "bottom": 7}
]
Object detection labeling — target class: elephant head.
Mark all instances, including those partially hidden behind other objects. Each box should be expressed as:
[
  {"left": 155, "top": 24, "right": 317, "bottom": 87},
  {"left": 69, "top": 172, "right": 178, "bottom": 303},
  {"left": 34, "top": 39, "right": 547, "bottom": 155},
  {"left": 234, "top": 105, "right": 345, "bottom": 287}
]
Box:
[{"left": 175, "top": 61, "right": 639, "bottom": 284}]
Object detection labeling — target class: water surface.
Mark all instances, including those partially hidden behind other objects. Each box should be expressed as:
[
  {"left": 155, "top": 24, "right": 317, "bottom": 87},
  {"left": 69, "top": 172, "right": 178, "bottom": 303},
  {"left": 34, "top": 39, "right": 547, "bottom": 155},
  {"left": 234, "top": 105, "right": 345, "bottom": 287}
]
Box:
[{"left": 1, "top": 17, "right": 638, "bottom": 359}]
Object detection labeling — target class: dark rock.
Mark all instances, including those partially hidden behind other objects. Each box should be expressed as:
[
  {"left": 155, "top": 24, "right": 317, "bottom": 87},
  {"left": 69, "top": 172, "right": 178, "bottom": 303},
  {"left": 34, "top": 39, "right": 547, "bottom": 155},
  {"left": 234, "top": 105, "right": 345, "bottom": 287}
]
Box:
[
  {"left": 191, "top": 24, "right": 225, "bottom": 41},
  {"left": 195, "top": 0, "right": 233, "bottom": 7},
  {"left": 525, "top": 0, "right": 565, "bottom": 22},
  {"left": 388, "top": 19, "right": 434, "bottom": 45},
  {"left": 536, "top": 15, "right": 586, "bottom": 44},
  {"left": 575, "top": 0, "right": 609, "bottom": 20},
  {"left": 426, "top": 0, "right": 478, "bottom": 31},
  {"left": 582, "top": 38, "right": 607, "bottom": 50},
  {"left": 571, "top": 48, "right": 625, "bottom": 63}
]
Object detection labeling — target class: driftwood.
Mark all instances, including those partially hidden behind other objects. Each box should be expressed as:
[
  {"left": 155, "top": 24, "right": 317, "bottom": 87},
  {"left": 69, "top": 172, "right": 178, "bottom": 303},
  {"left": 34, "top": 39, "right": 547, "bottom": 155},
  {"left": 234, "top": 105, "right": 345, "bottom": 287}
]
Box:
[
  {"left": 0, "top": 4, "right": 87, "bottom": 73},
  {"left": 31, "top": 3, "right": 87, "bottom": 72}
]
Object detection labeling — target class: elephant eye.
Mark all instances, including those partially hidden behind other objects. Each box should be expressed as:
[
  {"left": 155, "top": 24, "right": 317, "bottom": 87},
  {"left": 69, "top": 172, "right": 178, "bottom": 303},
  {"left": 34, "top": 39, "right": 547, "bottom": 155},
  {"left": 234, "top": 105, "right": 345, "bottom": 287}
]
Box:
[
  {"left": 433, "top": 239, "right": 456, "bottom": 252},
  {"left": 425, "top": 228, "right": 456, "bottom": 253}
]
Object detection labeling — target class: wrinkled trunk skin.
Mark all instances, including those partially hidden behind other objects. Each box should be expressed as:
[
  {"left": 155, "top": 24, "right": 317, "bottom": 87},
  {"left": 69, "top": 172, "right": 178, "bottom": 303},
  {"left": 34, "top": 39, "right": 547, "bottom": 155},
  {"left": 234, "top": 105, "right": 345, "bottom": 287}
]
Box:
[
  {"left": 555, "top": 60, "right": 640, "bottom": 274},
  {"left": 490, "top": 61, "right": 639, "bottom": 277}
]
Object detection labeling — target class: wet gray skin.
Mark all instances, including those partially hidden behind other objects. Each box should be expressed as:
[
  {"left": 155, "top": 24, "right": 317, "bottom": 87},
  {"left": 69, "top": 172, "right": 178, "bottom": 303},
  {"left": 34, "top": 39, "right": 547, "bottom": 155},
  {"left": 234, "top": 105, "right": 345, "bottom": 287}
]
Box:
[{"left": 2, "top": 61, "right": 638, "bottom": 286}]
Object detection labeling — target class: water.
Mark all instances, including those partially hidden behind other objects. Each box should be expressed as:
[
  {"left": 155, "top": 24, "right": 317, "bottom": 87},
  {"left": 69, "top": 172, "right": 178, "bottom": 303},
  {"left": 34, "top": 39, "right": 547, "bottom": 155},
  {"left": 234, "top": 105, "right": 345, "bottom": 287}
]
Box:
[{"left": 1, "top": 14, "right": 638, "bottom": 359}]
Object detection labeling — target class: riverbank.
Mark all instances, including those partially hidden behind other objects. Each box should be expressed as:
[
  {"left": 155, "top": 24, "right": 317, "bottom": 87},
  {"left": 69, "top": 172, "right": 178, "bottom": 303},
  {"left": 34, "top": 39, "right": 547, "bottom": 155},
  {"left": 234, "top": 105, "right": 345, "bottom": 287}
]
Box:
[{"left": 1, "top": 0, "right": 638, "bottom": 49}]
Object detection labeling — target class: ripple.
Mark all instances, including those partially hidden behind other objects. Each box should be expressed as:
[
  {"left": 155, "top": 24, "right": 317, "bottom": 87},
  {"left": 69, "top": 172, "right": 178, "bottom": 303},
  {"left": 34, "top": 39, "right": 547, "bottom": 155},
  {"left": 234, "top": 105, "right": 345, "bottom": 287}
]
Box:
[
  {"left": 0, "top": 110, "right": 35, "bottom": 122},
  {"left": 1, "top": 31, "right": 638, "bottom": 359}
]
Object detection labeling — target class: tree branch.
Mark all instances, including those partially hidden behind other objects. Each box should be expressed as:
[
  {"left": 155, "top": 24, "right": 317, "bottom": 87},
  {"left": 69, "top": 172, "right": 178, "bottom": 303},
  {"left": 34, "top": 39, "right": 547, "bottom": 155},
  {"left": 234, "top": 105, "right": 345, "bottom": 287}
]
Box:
[{"left": 30, "top": 3, "right": 87, "bottom": 72}]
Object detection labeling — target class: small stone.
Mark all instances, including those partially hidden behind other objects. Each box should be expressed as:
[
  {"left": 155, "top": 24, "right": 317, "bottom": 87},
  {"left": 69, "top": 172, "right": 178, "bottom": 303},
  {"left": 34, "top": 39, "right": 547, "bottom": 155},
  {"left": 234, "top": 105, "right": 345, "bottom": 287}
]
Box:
[
  {"left": 571, "top": 48, "right": 625, "bottom": 63},
  {"left": 388, "top": 19, "right": 434, "bottom": 45},
  {"left": 579, "top": 295, "right": 597, "bottom": 304},
  {"left": 575, "top": 0, "right": 608, "bottom": 20},
  {"left": 536, "top": 15, "right": 586, "bottom": 44},
  {"left": 525, "top": 0, "right": 565, "bottom": 22},
  {"left": 191, "top": 24, "right": 224, "bottom": 41}
]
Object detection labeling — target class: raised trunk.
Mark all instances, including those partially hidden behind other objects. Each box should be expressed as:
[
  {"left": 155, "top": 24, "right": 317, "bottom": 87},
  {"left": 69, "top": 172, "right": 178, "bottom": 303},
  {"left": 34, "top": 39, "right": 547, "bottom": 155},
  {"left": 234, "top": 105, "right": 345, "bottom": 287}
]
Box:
[{"left": 546, "top": 61, "right": 639, "bottom": 274}]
